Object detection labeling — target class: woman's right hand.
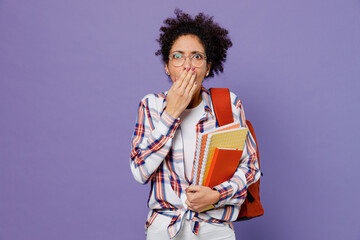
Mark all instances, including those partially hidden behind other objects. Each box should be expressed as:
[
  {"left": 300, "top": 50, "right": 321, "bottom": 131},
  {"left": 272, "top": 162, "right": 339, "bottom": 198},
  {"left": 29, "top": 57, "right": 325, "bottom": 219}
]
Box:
[{"left": 165, "top": 67, "right": 197, "bottom": 119}]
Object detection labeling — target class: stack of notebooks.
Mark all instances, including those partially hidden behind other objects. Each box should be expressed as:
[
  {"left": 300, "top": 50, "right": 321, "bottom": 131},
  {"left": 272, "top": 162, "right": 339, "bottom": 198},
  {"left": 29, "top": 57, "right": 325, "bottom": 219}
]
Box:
[{"left": 192, "top": 122, "right": 248, "bottom": 189}]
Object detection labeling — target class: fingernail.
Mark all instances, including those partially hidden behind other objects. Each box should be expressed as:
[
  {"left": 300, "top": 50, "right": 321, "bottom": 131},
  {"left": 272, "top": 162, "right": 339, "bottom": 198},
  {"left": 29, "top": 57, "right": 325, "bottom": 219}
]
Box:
[
  {"left": 192, "top": 71, "right": 196, "bottom": 75},
  {"left": 186, "top": 67, "right": 190, "bottom": 72},
  {"left": 195, "top": 81, "right": 198, "bottom": 85},
  {"left": 174, "top": 77, "right": 177, "bottom": 82},
  {"left": 191, "top": 67, "right": 195, "bottom": 71}
]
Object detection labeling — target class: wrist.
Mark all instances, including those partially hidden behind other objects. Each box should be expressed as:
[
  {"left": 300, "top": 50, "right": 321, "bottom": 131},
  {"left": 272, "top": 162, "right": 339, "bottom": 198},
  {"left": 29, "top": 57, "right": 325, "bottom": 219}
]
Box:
[
  {"left": 164, "top": 107, "right": 180, "bottom": 119},
  {"left": 212, "top": 189, "right": 221, "bottom": 205}
]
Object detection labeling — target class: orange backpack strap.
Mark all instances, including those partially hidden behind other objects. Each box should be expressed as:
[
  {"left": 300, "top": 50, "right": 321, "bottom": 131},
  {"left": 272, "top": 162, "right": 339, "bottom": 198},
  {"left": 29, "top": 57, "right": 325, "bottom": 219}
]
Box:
[
  {"left": 210, "top": 88, "right": 260, "bottom": 169},
  {"left": 210, "top": 88, "right": 234, "bottom": 126}
]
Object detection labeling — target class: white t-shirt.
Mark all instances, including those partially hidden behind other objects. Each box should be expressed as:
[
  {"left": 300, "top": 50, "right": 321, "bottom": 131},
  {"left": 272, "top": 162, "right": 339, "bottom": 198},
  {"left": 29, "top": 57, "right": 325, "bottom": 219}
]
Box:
[{"left": 179, "top": 101, "right": 205, "bottom": 181}]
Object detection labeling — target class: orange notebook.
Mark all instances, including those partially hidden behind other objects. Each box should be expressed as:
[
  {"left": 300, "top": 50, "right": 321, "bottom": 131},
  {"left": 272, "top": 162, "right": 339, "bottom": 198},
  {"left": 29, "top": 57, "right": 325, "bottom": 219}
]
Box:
[{"left": 203, "top": 147, "right": 243, "bottom": 188}]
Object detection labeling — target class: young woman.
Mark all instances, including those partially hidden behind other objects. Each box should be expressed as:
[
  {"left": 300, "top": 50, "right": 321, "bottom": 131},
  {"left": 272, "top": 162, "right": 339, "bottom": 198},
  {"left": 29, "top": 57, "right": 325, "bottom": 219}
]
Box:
[{"left": 130, "top": 9, "right": 260, "bottom": 240}]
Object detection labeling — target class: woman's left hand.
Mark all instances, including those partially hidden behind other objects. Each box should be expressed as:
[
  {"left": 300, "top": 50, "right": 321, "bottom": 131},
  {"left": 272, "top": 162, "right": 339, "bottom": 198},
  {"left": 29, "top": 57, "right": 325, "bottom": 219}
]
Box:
[{"left": 185, "top": 185, "right": 220, "bottom": 212}]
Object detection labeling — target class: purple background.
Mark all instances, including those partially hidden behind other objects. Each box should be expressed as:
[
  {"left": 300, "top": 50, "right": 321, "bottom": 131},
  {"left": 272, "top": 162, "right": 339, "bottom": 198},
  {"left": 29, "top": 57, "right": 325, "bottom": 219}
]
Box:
[{"left": 1, "top": 0, "right": 359, "bottom": 239}]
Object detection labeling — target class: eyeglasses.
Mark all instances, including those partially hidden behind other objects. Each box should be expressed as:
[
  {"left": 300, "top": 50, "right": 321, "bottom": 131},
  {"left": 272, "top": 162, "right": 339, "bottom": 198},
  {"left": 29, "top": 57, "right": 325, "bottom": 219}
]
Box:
[{"left": 168, "top": 51, "right": 207, "bottom": 67}]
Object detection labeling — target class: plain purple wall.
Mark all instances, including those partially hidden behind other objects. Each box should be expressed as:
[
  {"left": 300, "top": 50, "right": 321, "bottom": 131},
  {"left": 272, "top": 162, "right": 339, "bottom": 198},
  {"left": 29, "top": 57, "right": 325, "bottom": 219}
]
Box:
[{"left": 1, "top": 0, "right": 359, "bottom": 239}]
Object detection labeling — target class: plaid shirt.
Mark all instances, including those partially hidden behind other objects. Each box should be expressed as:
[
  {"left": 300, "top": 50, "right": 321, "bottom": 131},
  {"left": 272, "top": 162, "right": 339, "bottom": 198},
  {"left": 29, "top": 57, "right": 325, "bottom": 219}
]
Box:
[{"left": 130, "top": 87, "right": 260, "bottom": 238}]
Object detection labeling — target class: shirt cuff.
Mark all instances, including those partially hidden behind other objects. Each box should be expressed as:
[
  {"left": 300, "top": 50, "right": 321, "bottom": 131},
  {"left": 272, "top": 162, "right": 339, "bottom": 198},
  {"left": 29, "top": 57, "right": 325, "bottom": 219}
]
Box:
[
  {"left": 212, "top": 174, "right": 248, "bottom": 208},
  {"left": 212, "top": 183, "right": 234, "bottom": 208},
  {"left": 157, "top": 110, "right": 180, "bottom": 138}
]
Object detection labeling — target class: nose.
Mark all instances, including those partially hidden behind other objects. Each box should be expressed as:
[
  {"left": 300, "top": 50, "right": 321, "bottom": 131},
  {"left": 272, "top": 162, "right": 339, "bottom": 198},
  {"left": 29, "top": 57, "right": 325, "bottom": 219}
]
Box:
[{"left": 183, "top": 56, "right": 192, "bottom": 68}]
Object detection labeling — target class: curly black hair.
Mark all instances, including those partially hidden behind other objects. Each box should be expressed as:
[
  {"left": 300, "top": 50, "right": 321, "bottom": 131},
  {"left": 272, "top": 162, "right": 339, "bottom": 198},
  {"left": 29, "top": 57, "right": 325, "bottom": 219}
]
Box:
[{"left": 155, "top": 9, "right": 233, "bottom": 79}]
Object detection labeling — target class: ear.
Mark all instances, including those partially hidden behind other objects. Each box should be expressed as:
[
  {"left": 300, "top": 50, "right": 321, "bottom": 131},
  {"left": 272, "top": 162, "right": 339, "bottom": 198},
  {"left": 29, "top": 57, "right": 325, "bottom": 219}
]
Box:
[{"left": 206, "top": 62, "right": 212, "bottom": 75}]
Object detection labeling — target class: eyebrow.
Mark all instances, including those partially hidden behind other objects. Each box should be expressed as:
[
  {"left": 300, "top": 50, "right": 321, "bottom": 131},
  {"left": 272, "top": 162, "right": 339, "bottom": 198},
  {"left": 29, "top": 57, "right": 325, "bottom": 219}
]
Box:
[{"left": 171, "top": 50, "right": 205, "bottom": 55}]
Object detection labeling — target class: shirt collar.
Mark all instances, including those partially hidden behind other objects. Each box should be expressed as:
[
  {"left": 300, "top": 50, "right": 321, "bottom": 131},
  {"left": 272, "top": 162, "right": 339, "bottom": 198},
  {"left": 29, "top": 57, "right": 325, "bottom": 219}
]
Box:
[{"left": 200, "top": 87, "right": 213, "bottom": 117}]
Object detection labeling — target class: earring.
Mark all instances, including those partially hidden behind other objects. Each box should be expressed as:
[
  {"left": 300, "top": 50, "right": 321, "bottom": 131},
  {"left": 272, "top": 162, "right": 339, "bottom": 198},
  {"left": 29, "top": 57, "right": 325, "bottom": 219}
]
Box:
[
  {"left": 166, "top": 72, "right": 170, "bottom": 76},
  {"left": 206, "top": 72, "right": 209, "bottom": 76}
]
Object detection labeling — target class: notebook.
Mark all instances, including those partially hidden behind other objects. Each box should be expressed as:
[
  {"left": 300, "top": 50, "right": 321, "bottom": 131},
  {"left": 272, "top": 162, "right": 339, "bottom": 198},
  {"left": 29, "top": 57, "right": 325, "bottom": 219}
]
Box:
[
  {"left": 192, "top": 122, "right": 241, "bottom": 185},
  {"left": 203, "top": 147, "right": 243, "bottom": 188},
  {"left": 198, "top": 127, "right": 248, "bottom": 186}
]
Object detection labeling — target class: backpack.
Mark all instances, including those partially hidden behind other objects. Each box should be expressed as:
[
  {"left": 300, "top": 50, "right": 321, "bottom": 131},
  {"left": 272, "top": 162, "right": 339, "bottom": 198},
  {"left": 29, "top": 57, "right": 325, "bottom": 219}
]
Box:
[{"left": 210, "top": 88, "right": 264, "bottom": 221}]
